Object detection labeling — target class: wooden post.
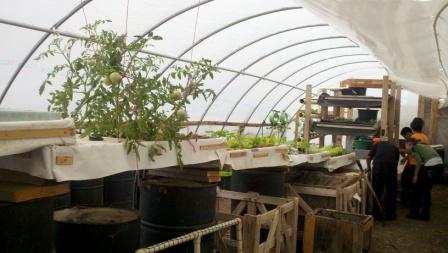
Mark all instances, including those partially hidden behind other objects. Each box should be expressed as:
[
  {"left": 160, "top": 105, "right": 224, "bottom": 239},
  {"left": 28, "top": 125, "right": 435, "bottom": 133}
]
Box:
[
  {"left": 319, "top": 89, "right": 328, "bottom": 147},
  {"left": 294, "top": 110, "right": 300, "bottom": 141},
  {"left": 394, "top": 86, "right": 402, "bottom": 146},
  {"left": 304, "top": 84, "right": 312, "bottom": 142},
  {"left": 380, "top": 76, "right": 389, "bottom": 139},
  {"left": 418, "top": 95, "right": 426, "bottom": 118},
  {"left": 429, "top": 98, "right": 439, "bottom": 144},
  {"left": 303, "top": 213, "right": 316, "bottom": 253},
  {"left": 387, "top": 82, "right": 396, "bottom": 141}
]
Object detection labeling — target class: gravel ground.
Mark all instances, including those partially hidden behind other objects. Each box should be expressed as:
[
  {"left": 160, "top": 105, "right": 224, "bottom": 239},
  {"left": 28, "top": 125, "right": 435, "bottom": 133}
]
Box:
[{"left": 371, "top": 184, "right": 448, "bottom": 253}]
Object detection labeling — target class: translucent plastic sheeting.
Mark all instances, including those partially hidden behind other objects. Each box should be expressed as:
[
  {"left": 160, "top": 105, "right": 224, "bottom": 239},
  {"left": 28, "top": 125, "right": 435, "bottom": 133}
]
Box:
[
  {"left": 1, "top": 0, "right": 392, "bottom": 133},
  {"left": 298, "top": 0, "right": 448, "bottom": 98}
]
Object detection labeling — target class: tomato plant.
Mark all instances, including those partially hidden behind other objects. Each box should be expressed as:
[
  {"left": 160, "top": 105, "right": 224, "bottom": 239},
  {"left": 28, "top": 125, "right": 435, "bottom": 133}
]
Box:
[{"left": 36, "top": 20, "right": 217, "bottom": 166}]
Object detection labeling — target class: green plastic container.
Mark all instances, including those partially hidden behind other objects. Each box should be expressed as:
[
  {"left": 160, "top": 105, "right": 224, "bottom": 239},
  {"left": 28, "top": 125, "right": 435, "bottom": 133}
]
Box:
[{"left": 353, "top": 138, "right": 373, "bottom": 150}]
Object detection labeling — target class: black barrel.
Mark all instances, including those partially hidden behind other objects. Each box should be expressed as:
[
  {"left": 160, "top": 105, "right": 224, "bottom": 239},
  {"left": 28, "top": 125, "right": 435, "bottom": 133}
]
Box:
[
  {"left": 70, "top": 178, "right": 103, "bottom": 206},
  {"left": 0, "top": 198, "right": 53, "bottom": 253},
  {"left": 104, "top": 171, "right": 135, "bottom": 209},
  {"left": 52, "top": 193, "right": 71, "bottom": 210},
  {"left": 140, "top": 178, "right": 216, "bottom": 253},
  {"left": 230, "top": 170, "right": 285, "bottom": 197},
  {"left": 54, "top": 207, "right": 140, "bottom": 253}
]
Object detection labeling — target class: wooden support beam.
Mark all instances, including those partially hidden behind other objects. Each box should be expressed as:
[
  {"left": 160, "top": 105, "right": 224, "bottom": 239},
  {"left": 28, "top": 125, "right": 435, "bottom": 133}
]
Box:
[
  {"left": 394, "top": 86, "right": 402, "bottom": 146},
  {"left": 418, "top": 96, "right": 425, "bottom": 119},
  {"left": 319, "top": 89, "right": 328, "bottom": 147},
  {"left": 380, "top": 76, "right": 389, "bottom": 138},
  {"left": 304, "top": 84, "right": 312, "bottom": 142},
  {"left": 340, "top": 79, "right": 391, "bottom": 89},
  {"left": 429, "top": 98, "right": 439, "bottom": 144},
  {"left": 387, "top": 82, "right": 396, "bottom": 141},
  {"left": 294, "top": 111, "right": 300, "bottom": 142}
]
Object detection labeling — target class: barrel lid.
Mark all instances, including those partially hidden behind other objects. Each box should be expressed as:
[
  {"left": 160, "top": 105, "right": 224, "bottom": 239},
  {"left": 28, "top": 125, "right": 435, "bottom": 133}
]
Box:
[
  {"left": 54, "top": 207, "right": 139, "bottom": 224},
  {"left": 144, "top": 178, "right": 217, "bottom": 188}
]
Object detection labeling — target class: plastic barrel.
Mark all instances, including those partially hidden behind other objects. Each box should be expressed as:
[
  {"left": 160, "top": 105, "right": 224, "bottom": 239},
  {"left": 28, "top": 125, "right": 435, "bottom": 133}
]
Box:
[
  {"left": 52, "top": 193, "right": 71, "bottom": 210},
  {"left": 230, "top": 170, "right": 285, "bottom": 197},
  {"left": 140, "top": 178, "right": 216, "bottom": 253},
  {"left": 70, "top": 178, "right": 104, "bottom": 206},
  {"left": 104, "top": 171, "right": 135, "bottom": 209},
  {"left": 54, "top": 207, "right": 140, "bottom": 253},
  {"left": 0, "top": 198, "right": 53, "bottom": 253}
]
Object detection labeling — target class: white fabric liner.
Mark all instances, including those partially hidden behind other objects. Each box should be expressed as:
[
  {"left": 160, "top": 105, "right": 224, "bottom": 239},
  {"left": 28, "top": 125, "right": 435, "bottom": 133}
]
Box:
[
  {"left": 0, "top": 137, "right": 227, "bottom": 181},
  {"left": 224, "top": 145, "right": 289, "bottom": 170},
  {"left": 298, "top": 0, "right": 448, "bottom": 98},
  {"left": 289, "top": 152, "right": 356, "bottom": 172},
  {"left": 0, "top": 119, "right": 76, "bottom": 157}
]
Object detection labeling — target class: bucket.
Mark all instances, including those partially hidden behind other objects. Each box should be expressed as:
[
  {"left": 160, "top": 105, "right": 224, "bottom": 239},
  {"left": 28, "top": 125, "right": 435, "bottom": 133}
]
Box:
[
  {"left": 353, "top": 138, "right": 373, "bottom": 150},
  {"left": 357, "top": 109, "right": 378, "bottom": 123},
  {"left": 70, "top": 178, "right": 103, "bottom": 206},
  {"left": 54, "top": 207, "right": 140, "bottom": 253},
  {"left": 0, "top": 198, "right": 53, "bottom": 253},
  {"left": 140, "top": 178, "right": 216, "bottom": 252},
  {"left": 104, "top": 171, "right": 135, "bottom": 209}
]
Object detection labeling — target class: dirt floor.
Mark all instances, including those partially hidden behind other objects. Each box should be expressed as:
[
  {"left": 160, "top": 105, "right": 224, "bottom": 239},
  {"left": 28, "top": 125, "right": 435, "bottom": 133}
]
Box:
[{"left": 371, "top": 184, "right": 448, "bottom": 253}]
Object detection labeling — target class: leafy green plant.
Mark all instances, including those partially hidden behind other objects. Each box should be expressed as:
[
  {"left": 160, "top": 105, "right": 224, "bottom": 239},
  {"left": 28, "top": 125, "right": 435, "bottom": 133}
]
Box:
[
  {"left": 310, "top": 146, "right": 345, "bottom": 157},
  {"left": 206, "top": 130, "right": 286, "bottom": 149},
  {"left": 36, "top": 20, "right": 217, "bottom": 166}
]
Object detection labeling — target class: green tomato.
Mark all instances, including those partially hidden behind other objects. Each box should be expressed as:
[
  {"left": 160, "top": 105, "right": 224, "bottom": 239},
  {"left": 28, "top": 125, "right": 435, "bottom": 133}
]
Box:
[
  {"left": 176, "top": 109, "right": 188, "bottom": 120},
  {"left": 104, "top": 76, "right": 112, "bottom": 86},
  {"left": 170, "top": 89, "right": 183, "bottom": 100},
  {"left": 109, "top": 72, "right": 122, "bottom": 85}
]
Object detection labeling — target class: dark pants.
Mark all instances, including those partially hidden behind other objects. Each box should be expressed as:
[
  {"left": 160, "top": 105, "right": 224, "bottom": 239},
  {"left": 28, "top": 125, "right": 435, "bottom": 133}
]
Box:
[
  {"left": 372, "top": 172, "right": 397, "bottom": 220},
  {"left": 401, "top": 164, "right": 415, "bottom": 205},
  {"left": 410, "top": 164, "right": 443, "bottom": 218}
]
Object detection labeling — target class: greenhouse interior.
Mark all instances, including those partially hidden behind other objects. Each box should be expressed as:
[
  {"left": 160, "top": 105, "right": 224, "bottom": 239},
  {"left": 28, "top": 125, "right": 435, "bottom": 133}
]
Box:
[{"left": 1, "top": 0, "right": 448, "bottom": 252}]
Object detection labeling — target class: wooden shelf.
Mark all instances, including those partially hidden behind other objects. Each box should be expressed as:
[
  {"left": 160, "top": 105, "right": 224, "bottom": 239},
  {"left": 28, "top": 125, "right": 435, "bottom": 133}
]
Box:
[{"left": 313, "top": 121, "right": 378, "bottom": 136}]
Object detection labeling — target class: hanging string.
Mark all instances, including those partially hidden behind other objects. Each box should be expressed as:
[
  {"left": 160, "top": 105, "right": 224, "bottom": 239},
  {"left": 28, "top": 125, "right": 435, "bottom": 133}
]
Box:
[
  {"left": 124, "top": 0, "right": 131, "bottom": 35},
  {"left": 80, "top": 0, "right": 89, "bottom": 26}
]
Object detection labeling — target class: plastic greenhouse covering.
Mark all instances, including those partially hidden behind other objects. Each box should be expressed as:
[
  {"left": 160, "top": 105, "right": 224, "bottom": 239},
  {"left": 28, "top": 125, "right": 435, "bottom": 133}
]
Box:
[{"left": 0, "top": 0, "right": 447, "bottom": 134}]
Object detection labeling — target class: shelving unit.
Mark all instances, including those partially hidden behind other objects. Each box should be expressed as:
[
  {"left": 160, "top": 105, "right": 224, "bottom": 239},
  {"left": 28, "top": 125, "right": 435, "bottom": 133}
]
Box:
[{"left": 302, "top": 77, "right": 402, "bottom": 150}]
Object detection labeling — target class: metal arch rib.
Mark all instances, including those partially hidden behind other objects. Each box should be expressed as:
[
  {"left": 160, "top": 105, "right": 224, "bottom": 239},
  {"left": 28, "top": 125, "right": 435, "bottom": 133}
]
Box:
[
  {"left": 239, "top": 46, "right": 360, "bottom": 129},
  {"left": 286, "top": 66, "right": 388, "bottom": 124},
  {"left": 0, "top": 19, "right": 310, "bottom": 94},
  {"left": 220, "top": 53, "right": 371, "bottom": 130},
  {"left": 193, "top": 36, "right": 348, "bottom": 133},
  {"left": 0, "top": 0, "right": 93, "bottom": 104},
  {"left": 157, "top": 6, "right": 303, "bottom": 76},
  {"left": 253, "top": 61, "right": 381, "bottom": 135},
  {"left": 216, "top": 24, "right": 329, "bottom": 65},
  {"left": 434, "top": 2, "right": 448, "bottom": 88},
  {"left": 133, "top": 0, "right": 214, "bottom": 42}
]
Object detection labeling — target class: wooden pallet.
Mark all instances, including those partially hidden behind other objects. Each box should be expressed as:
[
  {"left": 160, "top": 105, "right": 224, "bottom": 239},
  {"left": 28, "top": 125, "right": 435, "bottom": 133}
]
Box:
[
  {"left": 216, "top": 190, "right": 299, "bottom": 253},
  {"left": 303, "top": 209, "right": 373, "bottom": 253},
  {"left": 0, "top": 181, "right": 69, "bottom": 203},
  {"left": 285, "top": 173, "right": 366, "bottom": 215}
]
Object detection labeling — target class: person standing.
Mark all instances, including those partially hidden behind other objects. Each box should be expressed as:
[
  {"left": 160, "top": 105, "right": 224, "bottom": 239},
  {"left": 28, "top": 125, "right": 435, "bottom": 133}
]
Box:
[
  {"left": 404, "top": 139, "right": 443, "bottom": 221},
  {"left": 366, "top": 139, "right": 400, "bottom": 220},
  {"left": 399, "top": 126, "right": 429, "bottom": 205}
]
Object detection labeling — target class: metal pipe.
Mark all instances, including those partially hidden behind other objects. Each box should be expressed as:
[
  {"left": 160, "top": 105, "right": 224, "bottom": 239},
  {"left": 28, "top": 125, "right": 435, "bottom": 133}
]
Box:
[
  {"left": 220, "top": 53, "right": 370, "bottom": 130},
  {"left": 0, "top": 18, "right": 305, "bottom": 95},
  {"left": 157, "top": 7, "right": 303, "bottom": 75},
  {"left": 135, "top": 218, "right": 242, "bottom": 253},
  {"left": 240, "top": 46, "right": 361, "bottom": 128},
  {"left": 194, "top": 36, "right": 349, "bottom": 133},
  {"left": 0, "top": 0, "right": 93, "bottom": 104},
  {"left": 433, "top": 2, "right": 448, "bottom": 87},
  {"left": 216, "top": 24, "right": 329, "bottom": 65}
]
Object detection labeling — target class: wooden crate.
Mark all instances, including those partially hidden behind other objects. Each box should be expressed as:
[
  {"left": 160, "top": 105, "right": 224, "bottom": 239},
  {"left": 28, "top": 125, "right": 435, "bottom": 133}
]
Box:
[
  {"left": 303, "top": 209, "right": 373, "bottom": 253},
  {"left": 285, "top": 170, "right": 366, "bottom": 215},
  {"left": 216, "top": 189, "right": 299, "bottom": 253}
]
